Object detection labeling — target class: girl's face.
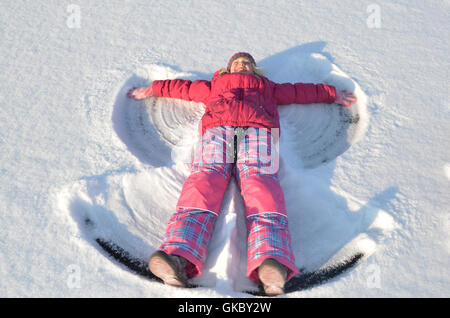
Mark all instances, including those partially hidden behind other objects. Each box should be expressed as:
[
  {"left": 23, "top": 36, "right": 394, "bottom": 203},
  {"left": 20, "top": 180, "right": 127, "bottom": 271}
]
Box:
[{"left": 230, "top": 57, "right": 253, "bottom": 74}]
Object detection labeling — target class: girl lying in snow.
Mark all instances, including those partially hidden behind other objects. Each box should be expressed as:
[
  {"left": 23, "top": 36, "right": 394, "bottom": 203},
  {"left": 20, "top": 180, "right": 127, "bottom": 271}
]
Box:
[{"left": 127, "top": 52, "right": 356, "bottom": 295}]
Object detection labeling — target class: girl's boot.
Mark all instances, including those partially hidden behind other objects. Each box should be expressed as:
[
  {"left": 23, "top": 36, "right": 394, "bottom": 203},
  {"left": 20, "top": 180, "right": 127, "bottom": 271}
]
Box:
[
  {"left": 258, "top": 258, "right": 287, "bottom": 295},
  {"left": 149, "top": 251, "right": 188, "bottom": 287}
]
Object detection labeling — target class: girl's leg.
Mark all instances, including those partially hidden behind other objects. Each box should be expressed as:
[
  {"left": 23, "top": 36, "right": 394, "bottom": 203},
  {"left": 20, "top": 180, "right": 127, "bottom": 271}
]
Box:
[
  {"left": 158, "top": 208, "right": 221, "bottom": 279},
  {"left": 155, "top": 127, "right": 234, "bottom": 279},
  {"left": 235, "top": 127, "right": 299, "bottom": 284}
]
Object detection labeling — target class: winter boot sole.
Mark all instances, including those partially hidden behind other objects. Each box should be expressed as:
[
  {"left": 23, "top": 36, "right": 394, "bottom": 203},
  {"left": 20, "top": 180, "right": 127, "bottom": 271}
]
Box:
[
  {"left": 258, "top": 258, "right": 287, "bottom": 296},
  {"left": 149, "top": 251, "right": 187, "bottom": 287}
]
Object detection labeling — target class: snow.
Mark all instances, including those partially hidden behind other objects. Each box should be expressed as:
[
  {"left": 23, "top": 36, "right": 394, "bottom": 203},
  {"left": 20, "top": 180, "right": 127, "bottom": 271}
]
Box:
[{"left": 1, "top": 0, "right": 449, "bottom": 298}]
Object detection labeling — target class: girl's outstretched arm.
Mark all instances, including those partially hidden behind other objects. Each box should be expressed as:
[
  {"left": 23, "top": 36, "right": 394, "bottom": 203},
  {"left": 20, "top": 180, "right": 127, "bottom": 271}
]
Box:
[
  {"left": 273, "top": 82, "right": 357, "bottom": 107},
  {"left": 273, "top": 82, "right": 337, "bottom": 105},
  {"left": 127, "top": 79, "right": 211, "bottom": 105},
  {"left": 152, "top": 79, "right": 211, "bottom": 103}
]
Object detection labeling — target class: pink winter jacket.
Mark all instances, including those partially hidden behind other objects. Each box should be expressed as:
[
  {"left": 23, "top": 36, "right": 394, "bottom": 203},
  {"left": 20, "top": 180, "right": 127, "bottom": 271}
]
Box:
[{"left": 151, "top": 72, "right": 337, "bottom": 135}]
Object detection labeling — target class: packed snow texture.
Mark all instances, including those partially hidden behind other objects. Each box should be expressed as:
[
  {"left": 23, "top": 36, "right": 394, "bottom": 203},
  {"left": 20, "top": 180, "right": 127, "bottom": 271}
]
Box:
[{"left": 1, "top": 0, "right": 449, "bottom": 297}]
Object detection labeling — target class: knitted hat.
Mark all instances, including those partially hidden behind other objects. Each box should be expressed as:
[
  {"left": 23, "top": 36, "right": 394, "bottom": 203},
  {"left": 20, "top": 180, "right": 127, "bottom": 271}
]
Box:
[{"left": 227, "top": 52, "right": 256, "bottom": 71}]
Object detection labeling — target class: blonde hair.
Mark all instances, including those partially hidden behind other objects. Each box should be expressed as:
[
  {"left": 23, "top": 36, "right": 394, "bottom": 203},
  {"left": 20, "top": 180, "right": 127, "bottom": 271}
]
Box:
[{"left": 216, "top": 63, "right": 264, "bottom": 78}]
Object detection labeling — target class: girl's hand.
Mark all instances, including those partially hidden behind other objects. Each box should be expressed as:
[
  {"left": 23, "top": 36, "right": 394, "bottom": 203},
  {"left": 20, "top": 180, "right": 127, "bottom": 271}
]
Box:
[
  {"left": 127, "top": 86, "right": 152, "bottom": 100},
  {"left": 336, "top": 90, "right": 357, "bottom": 107}
]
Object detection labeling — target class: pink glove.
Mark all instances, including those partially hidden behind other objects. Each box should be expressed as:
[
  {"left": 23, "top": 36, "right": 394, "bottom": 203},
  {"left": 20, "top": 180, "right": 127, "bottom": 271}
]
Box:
[
  {"left": 127, "top": 86, "right": 153, "bottom": 100},
  {"left": 336, "top": 90, "right": 357, "bottom": 107}
]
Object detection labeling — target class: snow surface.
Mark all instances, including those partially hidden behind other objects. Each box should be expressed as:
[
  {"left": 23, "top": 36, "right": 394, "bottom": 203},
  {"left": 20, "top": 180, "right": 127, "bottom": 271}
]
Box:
[{"left": 1, "top": 0, "right": 449, "bottom": 298}]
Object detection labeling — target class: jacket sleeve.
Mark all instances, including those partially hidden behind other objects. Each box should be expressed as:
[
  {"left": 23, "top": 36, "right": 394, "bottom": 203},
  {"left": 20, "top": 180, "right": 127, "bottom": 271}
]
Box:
[
  {"left": 273, "top": 82, "right": 337, "bottom": 105},
  {"left": 151, "top": 79, "right": 211, "bottom": 104}
]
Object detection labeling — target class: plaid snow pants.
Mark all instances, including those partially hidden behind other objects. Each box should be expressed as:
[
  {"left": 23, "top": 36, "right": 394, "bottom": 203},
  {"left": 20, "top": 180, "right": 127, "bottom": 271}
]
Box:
[{"left": 159, "top": 126, "right": 298, "bottom": 283}]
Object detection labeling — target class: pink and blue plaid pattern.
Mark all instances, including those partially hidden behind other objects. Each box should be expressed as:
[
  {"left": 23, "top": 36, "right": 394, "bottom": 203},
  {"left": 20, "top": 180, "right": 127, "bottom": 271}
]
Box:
[
  {"left": 235, "top": 126, "right": 280, "bottom": 182},
  {"left": 159, "top": 126, "right": 298, "bottom": 282},
  {"left": 159, "top": 209, "right": 217, "bottom": 278},
  {"left": 246, "top": 212, "right": 297, "bottom": 282},
  {"left": 190, "top": 126, "right": 234, "bottom": 179}
]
